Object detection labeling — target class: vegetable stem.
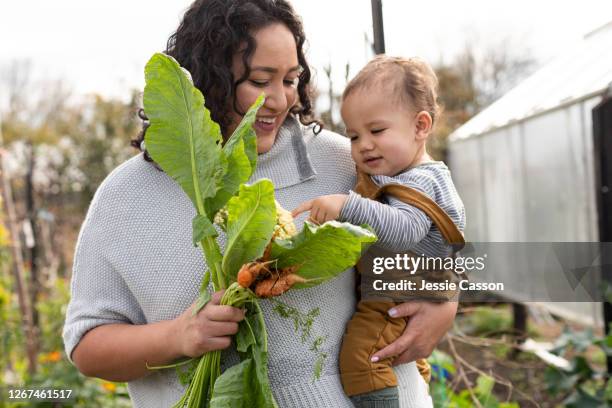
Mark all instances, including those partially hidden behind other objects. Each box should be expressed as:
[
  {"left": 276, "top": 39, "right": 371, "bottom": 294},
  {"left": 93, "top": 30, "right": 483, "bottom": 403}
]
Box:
[{"left": 200, "top": 236, "right": 225, "bottom": 290}]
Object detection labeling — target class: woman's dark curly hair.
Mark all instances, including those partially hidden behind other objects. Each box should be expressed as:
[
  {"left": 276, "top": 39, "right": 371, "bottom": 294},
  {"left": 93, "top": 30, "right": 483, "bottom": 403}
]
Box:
[{"left": 131, "top": 0, "right": 321, "bottom": 162}]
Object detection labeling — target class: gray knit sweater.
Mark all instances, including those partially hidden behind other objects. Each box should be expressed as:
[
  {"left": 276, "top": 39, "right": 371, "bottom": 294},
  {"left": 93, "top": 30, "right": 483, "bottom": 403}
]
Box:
[{"left": 62, "top": 117, "right": 432, "bottom": 407}]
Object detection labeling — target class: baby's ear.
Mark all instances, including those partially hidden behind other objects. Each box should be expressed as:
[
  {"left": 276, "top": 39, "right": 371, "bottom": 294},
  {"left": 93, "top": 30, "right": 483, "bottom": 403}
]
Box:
[{"left": 414, "top": 111, "right": 433, "bottom": 140}]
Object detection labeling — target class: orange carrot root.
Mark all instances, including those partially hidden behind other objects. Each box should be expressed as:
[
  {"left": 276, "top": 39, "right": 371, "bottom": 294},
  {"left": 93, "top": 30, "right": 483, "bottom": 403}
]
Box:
[
  {"left": 254, "top": 274, "right": 307, "bottom": 298},
  {"left": 237, "top": 263, "right": 257, "bottom": 288},
  {"left": 237, "top": 261, "right": 275, "bottom": 288}
]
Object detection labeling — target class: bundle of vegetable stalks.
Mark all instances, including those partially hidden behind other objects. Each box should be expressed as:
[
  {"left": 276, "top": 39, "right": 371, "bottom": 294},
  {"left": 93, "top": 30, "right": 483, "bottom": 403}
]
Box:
[{"left": 142, "top": 53, "right": 376, "bottom": 408}]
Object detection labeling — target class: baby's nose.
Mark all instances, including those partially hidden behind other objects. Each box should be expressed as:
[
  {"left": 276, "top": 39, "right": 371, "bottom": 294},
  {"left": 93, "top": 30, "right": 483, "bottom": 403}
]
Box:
[{"left": 359, "top": 140, "right": 375, "bottom": 152}]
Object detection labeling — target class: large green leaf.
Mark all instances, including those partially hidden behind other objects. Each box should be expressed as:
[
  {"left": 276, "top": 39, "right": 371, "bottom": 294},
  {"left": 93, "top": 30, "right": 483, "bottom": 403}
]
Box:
[
  {"left": 211, "top": 298, "right": 277, "bottom": 408},
  {"left": 143, "top": 53, "right": 226, "bottom": 213},
  {"left": 270, "top": 220, "right": 377, "bottom": 289},
  {"left": 192, "top": 214, "right": 217, "bottom": 246},
  {"left": 228, "top": 94, "right": 260, "bottom": 170},
  {"left": 204, "top": 94, "right": 264, "bottom": 219},
  {"left": 246, "top": 299, "right": 277, "bottom": 408},
  {"left": 222, "top": 180, "right": 276, "bottom": 281},
  {"left": 209, "top": 358, "right": 254, "bottom": 408},
  {"left": 209, "top": 357, "right": 278, "bottom": 408}
]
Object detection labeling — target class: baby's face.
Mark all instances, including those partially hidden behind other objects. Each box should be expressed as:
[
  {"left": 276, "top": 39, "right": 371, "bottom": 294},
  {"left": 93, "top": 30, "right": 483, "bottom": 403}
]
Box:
[{"left": 341, "top": 89, "right": 422, "bottom": 176}]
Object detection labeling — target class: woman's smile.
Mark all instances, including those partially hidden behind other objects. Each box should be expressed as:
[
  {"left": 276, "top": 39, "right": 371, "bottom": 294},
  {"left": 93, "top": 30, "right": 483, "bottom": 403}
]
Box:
[{"left": 254, "top": 116, "right": 278, "bottom": 133}]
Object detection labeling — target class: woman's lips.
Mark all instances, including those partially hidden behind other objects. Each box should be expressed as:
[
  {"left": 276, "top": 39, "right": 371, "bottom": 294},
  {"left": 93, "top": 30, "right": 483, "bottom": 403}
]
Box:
[{"left": 254, "top": 117, "right": 276, "bottom": 133}]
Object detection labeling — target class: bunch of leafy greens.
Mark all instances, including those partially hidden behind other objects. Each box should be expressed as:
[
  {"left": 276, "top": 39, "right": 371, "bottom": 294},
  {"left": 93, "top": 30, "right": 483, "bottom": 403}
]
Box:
[{"left": 143, "top": 53, "right": 376, "bottom": 408}]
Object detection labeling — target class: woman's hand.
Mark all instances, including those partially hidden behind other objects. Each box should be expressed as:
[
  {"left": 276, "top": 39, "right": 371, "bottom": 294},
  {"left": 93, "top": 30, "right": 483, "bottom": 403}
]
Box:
[
  {"left": 371, "top": 301, "right": 457, "bottom": 365},
  {"left": 292, "top": 194, "right": 348, "bottom": 224},
  {"left": 173, "top": 290, "right": 246, "bottom": 358}
]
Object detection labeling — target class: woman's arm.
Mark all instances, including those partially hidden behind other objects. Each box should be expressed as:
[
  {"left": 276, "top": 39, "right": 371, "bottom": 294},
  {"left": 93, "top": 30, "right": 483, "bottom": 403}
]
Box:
[
  {"left": 72, "top": 291, "right": 245, "bottom": 382},
  {"left": 370, "top": 301, "right": 457, "bottom": 365}
]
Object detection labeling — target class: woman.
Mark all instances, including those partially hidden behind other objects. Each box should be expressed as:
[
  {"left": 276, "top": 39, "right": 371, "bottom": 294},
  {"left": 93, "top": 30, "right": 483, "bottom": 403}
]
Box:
[{"left": 62, "top": 1, "right": 457, "bottom": 406}]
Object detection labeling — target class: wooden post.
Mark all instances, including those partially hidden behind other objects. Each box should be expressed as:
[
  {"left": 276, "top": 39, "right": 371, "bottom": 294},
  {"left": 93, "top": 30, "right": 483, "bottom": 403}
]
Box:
[
  {"left": 25, "top": 142, "right": 41, "bottom": 332},
  {"left": 512, "top": 302, "right": 527, "bottom": 337},
  {"left": 371, "top": 0, "right": 385, "bottom": 54},
  {"left": 0, "top": 136, "right": 38, "bottom": 375}
]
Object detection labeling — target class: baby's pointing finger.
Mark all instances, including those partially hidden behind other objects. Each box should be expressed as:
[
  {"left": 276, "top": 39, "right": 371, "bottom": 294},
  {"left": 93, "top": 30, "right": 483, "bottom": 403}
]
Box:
[{"left": 291, "top": 200, "right": 313, "bottom": 218}]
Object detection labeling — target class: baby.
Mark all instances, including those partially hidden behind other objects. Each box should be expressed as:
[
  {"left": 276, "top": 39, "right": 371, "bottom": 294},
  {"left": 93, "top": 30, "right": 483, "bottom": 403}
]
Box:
[{"left": 293, "top": 55, "right": 465, "bottom": 407}]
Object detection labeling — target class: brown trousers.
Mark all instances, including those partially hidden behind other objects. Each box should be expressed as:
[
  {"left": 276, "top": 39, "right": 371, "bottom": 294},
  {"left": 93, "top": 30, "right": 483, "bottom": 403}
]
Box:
[{"left": 339, "top": 301, "right": 431, "bottom": 396}]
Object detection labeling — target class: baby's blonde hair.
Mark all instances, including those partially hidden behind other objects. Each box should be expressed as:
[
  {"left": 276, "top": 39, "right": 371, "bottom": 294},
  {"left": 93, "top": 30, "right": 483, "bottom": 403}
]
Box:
[{"left": 343, "top": 55, "right": 440, "bottom": 125}]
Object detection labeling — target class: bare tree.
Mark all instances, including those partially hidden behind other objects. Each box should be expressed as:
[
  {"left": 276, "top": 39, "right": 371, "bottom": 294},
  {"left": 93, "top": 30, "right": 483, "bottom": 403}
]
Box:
[
  {"left": 430, "top": 35, "right": 537, "bottom": 160},
  {"left": 454, "top": 35, "right": 537, "bottom": 111},
  {"left": 317, "top": 61, "right": 351, "bottom": 134},
  {"left": 0, "top": 123, "right": 38, "bottom": 375}
]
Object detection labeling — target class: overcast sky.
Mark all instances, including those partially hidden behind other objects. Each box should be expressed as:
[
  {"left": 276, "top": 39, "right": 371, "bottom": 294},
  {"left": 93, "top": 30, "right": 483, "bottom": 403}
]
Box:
[{"left": 1, "top": 0, "right": 611, "bottom": 101}]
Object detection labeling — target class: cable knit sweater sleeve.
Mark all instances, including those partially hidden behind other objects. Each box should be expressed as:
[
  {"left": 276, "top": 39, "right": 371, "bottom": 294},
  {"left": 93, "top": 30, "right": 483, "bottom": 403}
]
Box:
[{"left": 63, "top": 162, "right": 147, "bottom": 363}]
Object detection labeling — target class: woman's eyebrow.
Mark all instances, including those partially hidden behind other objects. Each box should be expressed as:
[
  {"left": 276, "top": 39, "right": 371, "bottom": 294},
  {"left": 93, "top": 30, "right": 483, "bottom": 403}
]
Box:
[{"left": 251, "top": 66, "right": 301, "bottom": 73}]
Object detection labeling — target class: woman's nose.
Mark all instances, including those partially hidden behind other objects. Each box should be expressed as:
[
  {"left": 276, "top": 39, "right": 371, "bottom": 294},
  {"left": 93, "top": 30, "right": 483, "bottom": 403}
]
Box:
[{"left": 264, "top": 82, "right": 293, "bottom": 113}]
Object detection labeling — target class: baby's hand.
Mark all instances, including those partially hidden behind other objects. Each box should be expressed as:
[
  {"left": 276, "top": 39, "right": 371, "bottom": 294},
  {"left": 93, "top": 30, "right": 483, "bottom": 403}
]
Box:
[{"left": 292, "top": 194, "right": 348, "bottom": 225}]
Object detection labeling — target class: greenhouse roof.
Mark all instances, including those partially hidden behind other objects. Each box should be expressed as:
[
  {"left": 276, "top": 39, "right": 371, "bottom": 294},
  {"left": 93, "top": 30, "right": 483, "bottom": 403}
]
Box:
[{"left": 450, "top": 21, "right": 612, "bottom": 141}]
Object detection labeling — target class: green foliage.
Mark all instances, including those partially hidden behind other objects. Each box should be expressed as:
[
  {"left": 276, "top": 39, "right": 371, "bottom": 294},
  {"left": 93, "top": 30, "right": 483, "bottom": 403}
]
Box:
[
  {"left": 1, "top": 76, "right": 140, "bottom": 208},
  {"left": 192, "top": 214, "right": 218, "bottom": 245},
  {"left": 429, "top": 349, "right": 456, "bottom": 377},
  {"left": 543, "top": 326, "right": 612, "bottom": 406},
  {"left": 143, "top": 52, "right": 381, "bottom": 407},
  {"left": 192, "top": 290, "right": 212, "bottom": 317},
  {"left": 271, "top": 300, "right": 319, "bottom": 343},
  {"left": 0, "top": 275, "right": 23, "bottom": 389},
  {"left": 458, "top": 306, "right": 512, "bottom": 336},
  {"left": 177, "top": 359, "right": 200, "bottom": 387},
  {"left": 2, "top": 191, "right": 127, "bottom": 405},
  {"left": 144, "top": 52, "right": 265, "bottom": 291},
  {"left": 210, "top": 296, "right": 277, "bottom": 408},
  {"left": 223, "top": 180, "right": 276, "bottom": 281},
  {"left": 270, "top": 299, "right": 328, "bottom": 381},
  {"left": 203, "top": 99, "right": 259, "bottom": 219},
  {"left": 429, "top": 350, "right": 520, "bottom": 408},
  {"left": 144, "top": 53, "right": 227, "bottom": 212},
  {"left": 309, "top": 336, "right": 328, "bottom": 382},
  {"left": 270, "top": 221, "right": 377, "bottom": 289},
  {"left": 0, "top": 275, "right": 131, "bottom": 407},
  {"left": 143, "top": 53, "right": 273, "bottom": 408}
]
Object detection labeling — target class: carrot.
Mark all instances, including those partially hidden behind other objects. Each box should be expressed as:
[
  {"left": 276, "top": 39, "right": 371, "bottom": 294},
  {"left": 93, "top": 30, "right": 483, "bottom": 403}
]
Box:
[
  {"left": 237, "top": 261, "right": 274, "bottom": 288},
  {"left": 254, "top": 274, "right": 307, "bottom": 298}
]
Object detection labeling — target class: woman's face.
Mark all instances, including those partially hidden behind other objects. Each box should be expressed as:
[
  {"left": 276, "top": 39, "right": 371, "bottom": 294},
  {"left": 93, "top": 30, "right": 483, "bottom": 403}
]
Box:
[{"left": 228, "top": 23, "right": 300, "bottom": 154}]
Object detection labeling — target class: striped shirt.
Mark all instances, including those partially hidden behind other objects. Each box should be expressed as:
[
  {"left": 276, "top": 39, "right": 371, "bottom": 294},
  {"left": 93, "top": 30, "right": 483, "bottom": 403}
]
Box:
[{"left": 339, "top": 162, "right": 466, "bottom": 257}]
